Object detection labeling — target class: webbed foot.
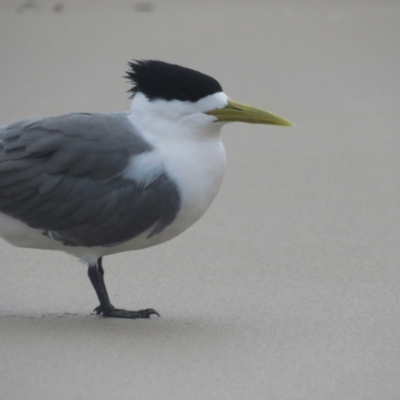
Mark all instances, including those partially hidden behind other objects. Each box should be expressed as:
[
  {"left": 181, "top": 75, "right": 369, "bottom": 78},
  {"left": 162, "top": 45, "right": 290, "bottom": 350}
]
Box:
[{"left": 93, "top": 305, "right": 160, "bottom": 319}]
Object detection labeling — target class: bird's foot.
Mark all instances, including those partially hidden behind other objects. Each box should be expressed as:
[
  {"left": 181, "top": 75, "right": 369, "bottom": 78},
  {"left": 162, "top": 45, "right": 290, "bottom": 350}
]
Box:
[{"left": 93, "top": 305, "right": 160, "bottom": 319}]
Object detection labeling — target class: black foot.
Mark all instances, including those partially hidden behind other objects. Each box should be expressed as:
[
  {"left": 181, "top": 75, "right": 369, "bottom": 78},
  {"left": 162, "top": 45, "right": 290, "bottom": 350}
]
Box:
[
  {"left": 87, "top": 258, "right": 160, "bottom": 320},
  {"left": 93, "top": 305, "right": 160, "bottom": 319}
]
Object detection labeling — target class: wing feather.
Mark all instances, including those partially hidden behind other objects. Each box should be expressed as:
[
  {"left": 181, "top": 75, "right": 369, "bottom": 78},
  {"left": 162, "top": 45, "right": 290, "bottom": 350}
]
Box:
[{"left": 0, "top": 113, "right": 180, "bottom": 247}]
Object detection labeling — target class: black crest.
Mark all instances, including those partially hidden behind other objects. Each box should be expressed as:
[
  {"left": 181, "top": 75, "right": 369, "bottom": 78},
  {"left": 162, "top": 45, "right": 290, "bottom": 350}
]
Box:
[{"left": 125, "top": 60, "right": 223, "bottom": 102}]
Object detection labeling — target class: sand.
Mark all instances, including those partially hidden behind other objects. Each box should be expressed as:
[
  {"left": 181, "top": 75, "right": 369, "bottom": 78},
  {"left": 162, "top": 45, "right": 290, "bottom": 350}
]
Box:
[{"left": 0, "top": 1, "right": 399, "bottom": 399}]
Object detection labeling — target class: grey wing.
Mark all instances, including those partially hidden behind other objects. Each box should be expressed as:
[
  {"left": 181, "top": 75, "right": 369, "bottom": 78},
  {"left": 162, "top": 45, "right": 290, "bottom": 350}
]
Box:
[{"left": 0, "top": 113, "right": 180, "bottom": 247}]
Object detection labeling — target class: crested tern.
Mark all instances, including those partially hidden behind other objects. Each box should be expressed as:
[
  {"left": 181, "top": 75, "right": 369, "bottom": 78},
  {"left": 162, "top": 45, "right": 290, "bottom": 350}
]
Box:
[{"left": 0, "top": 60, "right": 292, "bottom": 318}]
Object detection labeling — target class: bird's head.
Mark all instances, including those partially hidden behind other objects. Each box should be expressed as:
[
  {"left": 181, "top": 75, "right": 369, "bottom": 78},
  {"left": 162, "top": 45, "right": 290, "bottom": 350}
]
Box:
[{"left": 126, "top": 60, "right": 292, "bottom": 139}]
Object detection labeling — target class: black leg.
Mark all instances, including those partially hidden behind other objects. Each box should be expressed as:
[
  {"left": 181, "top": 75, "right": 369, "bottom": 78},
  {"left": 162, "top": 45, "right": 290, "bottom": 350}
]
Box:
[
  {"left": 88, "top": 257, "right": 111, "bottom": 314},
  {"left": 87, "top": 257, "right": 159, "bottom": 319}
]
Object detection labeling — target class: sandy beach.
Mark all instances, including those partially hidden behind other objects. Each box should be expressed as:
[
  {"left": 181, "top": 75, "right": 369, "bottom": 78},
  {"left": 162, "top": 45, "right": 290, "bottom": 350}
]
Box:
[{"left": 1, "top": 1, "right": 399, "bottom": 398}]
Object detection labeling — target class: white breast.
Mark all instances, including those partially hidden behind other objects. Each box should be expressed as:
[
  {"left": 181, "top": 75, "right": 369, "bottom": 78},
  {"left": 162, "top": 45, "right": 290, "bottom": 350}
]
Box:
[
  {"left": 122, "top": 124, "right": 226, "bottom": 249},
  {"left": 123, "top": 92, "right": 229, "bottom": 249},
  {"left": 158, "top": 128, "right": 227, "bottom": 234}
]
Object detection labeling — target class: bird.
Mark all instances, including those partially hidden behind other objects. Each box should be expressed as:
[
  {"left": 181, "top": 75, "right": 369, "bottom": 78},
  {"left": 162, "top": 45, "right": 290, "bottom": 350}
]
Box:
[{"left": 0, "top": 60, "right": 292, "bottom": 319}]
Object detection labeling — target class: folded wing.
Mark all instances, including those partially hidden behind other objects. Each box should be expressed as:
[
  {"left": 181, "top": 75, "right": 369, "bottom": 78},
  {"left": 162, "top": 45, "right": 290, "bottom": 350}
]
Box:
[{"left": 0, "top": 113, "right": 180, "bottom": 247}]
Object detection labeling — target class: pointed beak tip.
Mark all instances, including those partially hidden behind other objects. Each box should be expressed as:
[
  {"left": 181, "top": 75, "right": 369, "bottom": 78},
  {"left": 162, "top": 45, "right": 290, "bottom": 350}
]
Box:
[{"left": 280, "top": 120, "right": 294, "bottom": 128}]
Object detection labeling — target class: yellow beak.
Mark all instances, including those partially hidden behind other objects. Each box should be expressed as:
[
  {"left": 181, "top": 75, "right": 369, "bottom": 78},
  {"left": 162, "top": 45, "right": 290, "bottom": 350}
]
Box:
[{"left": 206, "top": 99, "right": 293, "bottom": 127}]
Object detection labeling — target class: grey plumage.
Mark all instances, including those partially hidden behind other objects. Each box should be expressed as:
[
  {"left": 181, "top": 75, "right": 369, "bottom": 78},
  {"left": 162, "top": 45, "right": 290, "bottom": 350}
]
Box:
[{"left": 0, "top": 113, "right": 181, "bottom": 247}]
